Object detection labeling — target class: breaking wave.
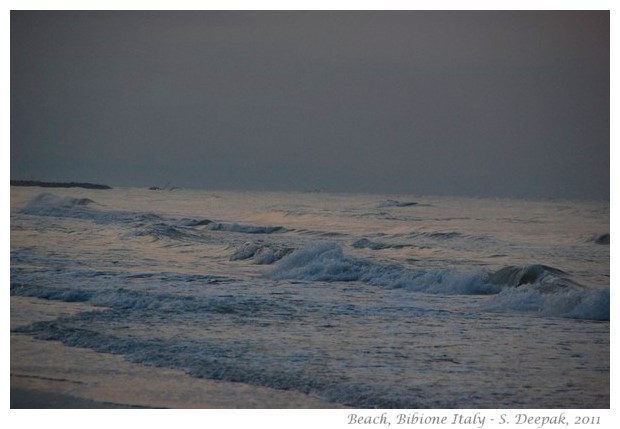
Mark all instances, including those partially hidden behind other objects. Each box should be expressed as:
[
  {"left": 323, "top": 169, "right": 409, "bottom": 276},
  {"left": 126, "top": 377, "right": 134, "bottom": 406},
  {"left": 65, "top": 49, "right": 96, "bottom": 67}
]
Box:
[
  {"left": 22, "top": 193, "right": 286, "bottom": 238},
  {"left": 230, "top": 241, "right": 295, "bottom": 264},
  {"left": 483, "top": 287, "right": 610, "bottom": 321},
  {"left": 22, "top": 193, "right": 98, "bottom": 218},
  {"left": 268, "top": 242, "right": 609, "bottom": 320},
  {"left": 28, "top": 193, "right": 95, "bottom": 208},
  {"left": 269, "top": 242, "right": 496, "bottom": 294},
  {"left": 485, "top": 264, "right": 575, "bottom": 289},
  {"left": 22, "top": 192, "right": 155, "bottom": 225}
]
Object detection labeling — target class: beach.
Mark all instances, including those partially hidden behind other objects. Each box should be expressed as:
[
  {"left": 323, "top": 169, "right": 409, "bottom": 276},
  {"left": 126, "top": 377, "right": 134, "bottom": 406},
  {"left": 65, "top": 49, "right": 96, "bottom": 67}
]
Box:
[{"left": 10, "top": 296, "right": 340, "bottom": 409}]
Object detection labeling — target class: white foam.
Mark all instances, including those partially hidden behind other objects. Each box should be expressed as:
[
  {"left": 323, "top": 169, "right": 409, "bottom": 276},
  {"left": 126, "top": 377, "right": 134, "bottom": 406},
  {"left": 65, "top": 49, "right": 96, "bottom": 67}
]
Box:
[
  {"left": 269, "top": 242, "right": 497, "bottom": 294},
  {"left": 483, "top": 287, "right": 610, "bottom": 320}
]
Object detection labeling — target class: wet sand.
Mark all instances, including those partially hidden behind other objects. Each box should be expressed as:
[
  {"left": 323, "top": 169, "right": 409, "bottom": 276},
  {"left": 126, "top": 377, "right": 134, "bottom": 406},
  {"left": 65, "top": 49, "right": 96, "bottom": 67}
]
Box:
[
  {"left": 10, "top": 387, "right": 150, "bottom": 409},
  {"left": 10, "top": 296, "right": 342, "bottom": 409}
]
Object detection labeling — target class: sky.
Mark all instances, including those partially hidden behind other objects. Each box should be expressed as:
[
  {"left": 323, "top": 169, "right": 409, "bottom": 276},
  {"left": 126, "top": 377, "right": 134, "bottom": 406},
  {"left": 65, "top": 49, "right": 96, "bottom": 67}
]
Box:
[{"left": 10, "top": 10, "right": 610, "bottom": 199}]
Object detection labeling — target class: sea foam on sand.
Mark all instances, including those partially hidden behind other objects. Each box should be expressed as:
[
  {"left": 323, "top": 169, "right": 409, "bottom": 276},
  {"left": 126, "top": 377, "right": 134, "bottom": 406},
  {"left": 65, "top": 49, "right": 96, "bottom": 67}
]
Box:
[{"left": 10, "top": 296, "right": 339, "bottom": 409}]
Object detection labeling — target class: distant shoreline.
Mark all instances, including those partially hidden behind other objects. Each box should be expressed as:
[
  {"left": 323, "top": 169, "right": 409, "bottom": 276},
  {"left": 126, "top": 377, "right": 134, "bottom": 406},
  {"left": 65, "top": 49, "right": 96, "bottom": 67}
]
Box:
[{"left": 10, "top": 180, "right": 112, "bottom": 190}]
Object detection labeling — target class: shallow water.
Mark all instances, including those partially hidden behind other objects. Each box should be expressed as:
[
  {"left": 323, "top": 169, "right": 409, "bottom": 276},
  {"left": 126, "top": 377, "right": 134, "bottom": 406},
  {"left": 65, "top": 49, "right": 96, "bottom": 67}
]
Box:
[{"left": 10, "top": 186, "right": 610, "bottom": 408}]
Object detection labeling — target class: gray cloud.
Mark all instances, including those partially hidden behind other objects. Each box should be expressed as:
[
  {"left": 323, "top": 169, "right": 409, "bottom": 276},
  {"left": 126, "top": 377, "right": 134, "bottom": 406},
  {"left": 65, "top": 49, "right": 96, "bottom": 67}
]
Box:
[{"left": 11, "top": 11, "right": 609, "bottom": 199}]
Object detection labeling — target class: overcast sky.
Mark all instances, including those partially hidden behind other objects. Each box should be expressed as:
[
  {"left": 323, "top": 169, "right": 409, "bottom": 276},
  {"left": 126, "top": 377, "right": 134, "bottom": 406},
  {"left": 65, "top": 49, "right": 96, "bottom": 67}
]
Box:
[{"left": 10, "top": 11, "right": 609, "bottom": 199}]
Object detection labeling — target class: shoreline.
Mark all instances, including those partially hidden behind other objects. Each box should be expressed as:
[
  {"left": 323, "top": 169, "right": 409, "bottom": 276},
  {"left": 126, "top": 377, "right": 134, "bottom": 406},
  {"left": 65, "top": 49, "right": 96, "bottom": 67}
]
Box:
[
  {"left": 10, "top": 387, "right": 153, "bottom": 409},
  {"left": 10, "top": 296, "right": 342, "bottom": 409}
]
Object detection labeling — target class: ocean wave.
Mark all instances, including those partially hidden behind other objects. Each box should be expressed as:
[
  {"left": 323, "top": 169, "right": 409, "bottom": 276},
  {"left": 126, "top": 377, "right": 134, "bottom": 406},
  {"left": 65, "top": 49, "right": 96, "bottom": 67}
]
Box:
[
  {"left": 230, "top": 241, "right": 295, "bottom": 264},
  {"left": 26, "top": 192, "right": 95, "bottom": 208},
  {"left": 11, "top": 283, "right": 94, "bottom": 303},
  {"left": 352, "top": 238, "right": 404, "bottom": 250},
  {"left": 297, "top": 229, "right": 350, "bottom": 238},
  {"left": 407, "top": 231, "right": 466, "bottom": 240},
  {"left": 22, "top": 193, "right": 286, "bottom": 238},
  {"left": 593, "top": 233, "right": 610, "bottom": 245},
  {"left": 378, "top": 199, "right": 418, "bottom": 208},
  {"left": 174, "top": 216, "right": 286, "bottom": 235},
  {"left": 483, "top": 287, "right": 609, "bottom": 321},
  {"left": 130, "top": 223, "right": 205, "bottom": 243},
  {"left": 482, "top": 264, "right": 608, "bottom": 320},
  {"left": 22, "top": 193, "right": 98, "bottom": 219},
  {"left": 206, "top": 222, "right": 286, "bottom": 234},
  {"left": 13, "top": 311, "right": 348, "bottom": 405},
  {"left": 22, "top": 192, "right": 151, "bottom": 225},
  {"left": 268, "top": 242, "right": 496, "bottom": 295},
  {"left": 352, "top": 232, "right": 491, "bottom": 250},
  {"left": 268, "top": 242, "right": 608, "bottom": 320},
  {"left": 11, "top": 281, "right": 291, "bottom": 319},
  {"left": 176, "top": 218, "right": 287, "bottom": 234},
  {"left": 176, "top": 218, "right": 214, "bottom": 227},
  {"left": 11, "top": 280, "right": 419, "bottom": 407},
  {"left": 485, "top": 264, "right": 573, "bottom": 289}
]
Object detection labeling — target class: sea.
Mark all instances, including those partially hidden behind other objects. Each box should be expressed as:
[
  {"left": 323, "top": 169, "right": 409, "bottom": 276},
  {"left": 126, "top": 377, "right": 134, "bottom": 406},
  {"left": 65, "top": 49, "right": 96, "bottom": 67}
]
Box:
[{"left": 9, "top": 186, "right": 610, "bottom": 409}]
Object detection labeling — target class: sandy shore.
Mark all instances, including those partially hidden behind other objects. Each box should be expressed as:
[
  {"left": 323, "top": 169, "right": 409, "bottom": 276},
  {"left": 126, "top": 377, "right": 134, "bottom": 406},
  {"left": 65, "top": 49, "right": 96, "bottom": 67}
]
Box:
[
  {"left": 10, "top": 296, "right": 342, "bottom": 409},
  {"left": 10, "top": 387, "right": 150, "bottom": 408}
]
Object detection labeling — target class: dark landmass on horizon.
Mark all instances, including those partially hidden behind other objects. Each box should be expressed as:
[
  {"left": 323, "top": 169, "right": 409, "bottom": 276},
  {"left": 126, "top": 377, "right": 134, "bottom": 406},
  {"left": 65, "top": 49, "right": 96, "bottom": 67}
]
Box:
[{"left": 11, "top": 180, "right": 112, "bottom": 190}]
